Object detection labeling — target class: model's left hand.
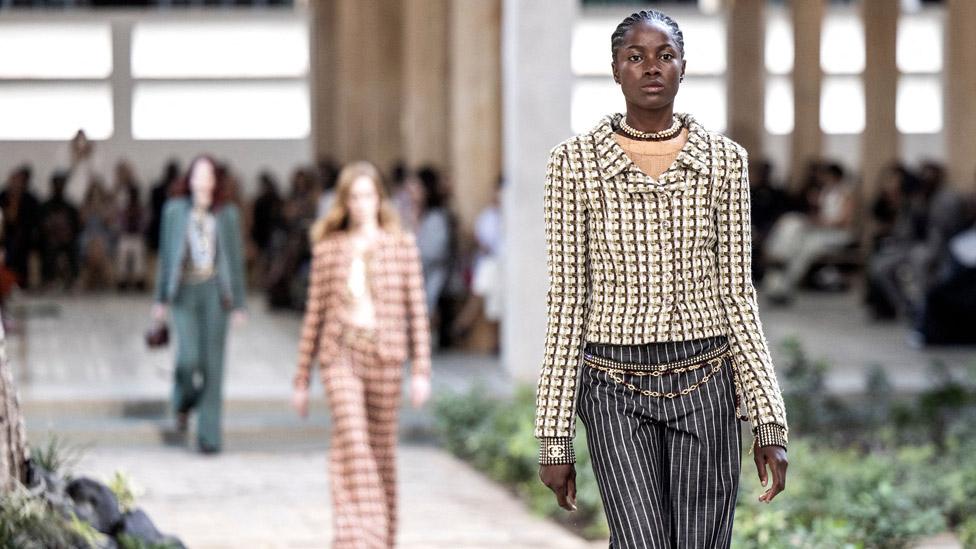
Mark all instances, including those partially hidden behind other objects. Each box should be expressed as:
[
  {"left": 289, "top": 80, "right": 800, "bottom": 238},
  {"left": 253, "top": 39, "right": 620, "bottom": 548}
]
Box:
[
  {"left": 231, "top": 309, "right": 248, "bottom": 328},
  {"left": 754, "top": 441, "right": 788, "bottom": 503},
  {"left": 411, "top": 374, "right": 431, "bottom": 408}
]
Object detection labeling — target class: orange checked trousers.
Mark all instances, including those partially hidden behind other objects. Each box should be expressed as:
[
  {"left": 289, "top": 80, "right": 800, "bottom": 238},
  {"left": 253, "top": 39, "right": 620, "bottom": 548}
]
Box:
[{"left": 323, "top": 325, "right": 403, "bottom": 549}]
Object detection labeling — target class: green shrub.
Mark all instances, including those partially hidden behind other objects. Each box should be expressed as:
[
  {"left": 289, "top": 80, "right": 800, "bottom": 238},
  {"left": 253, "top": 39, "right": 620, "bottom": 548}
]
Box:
[{"left": 435, "top": 385, "right": 956, "bottom": 546}]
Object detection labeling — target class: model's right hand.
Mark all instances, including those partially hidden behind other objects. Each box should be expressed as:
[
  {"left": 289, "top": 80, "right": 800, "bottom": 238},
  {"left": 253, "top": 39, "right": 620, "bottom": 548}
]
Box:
[
  {"left": 151, "top": 302, "right": 168, "bottom": 322},
  {"left": 539, "top": 464, "right": 577, "bottom": 511},
  {"left": 292, "top": 387, "right": 309, "bottom": 418}
]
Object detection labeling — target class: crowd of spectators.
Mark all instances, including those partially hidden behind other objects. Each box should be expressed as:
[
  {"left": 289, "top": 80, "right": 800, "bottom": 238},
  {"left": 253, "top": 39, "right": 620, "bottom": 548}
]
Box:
[
  {"left": 2, "top": 130, "right": 971, "bottom": 348},
  {"left": 0, "top": 132, "right": 501, "bottom": 351}
]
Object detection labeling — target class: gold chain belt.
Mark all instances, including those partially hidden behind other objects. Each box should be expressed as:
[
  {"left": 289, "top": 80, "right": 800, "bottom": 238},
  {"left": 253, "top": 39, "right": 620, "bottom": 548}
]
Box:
[{"left": 583, "top": 348, "right": 728, "bottom": 399}]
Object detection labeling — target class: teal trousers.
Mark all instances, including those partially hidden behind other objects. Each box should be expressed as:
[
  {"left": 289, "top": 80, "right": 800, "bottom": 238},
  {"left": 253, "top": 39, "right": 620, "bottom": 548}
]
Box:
[{"left": 170, "top": 277, "right": 228, "bottom": 450}]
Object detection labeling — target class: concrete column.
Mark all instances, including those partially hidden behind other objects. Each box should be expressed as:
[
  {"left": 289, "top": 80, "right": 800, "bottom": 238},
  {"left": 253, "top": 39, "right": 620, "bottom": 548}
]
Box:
[
  {"left": 861, "top": 0, "right": 900, "bottom": 202},
  {"left": 502, "top": 0, "right": 576, "bottom": 382},
  {"left": 111, "top": 21, "right": 132, "bottom": 144},
  {"left": 334, "top": 0, "right": 402, "bottom": 170},
  {"left": 726, "top": 0, "right": 764, "bottom": 159},
  {"left": 791, "top": 0, "right": 824, "bottom": 187},
  {"left": 402, "top": 0, "right": 450, "bottom": 169},
  {"left": 449, "top": 0, "right": 502, "bottom": 233},
  {"left": 310, "top": 0, "right": 338, "bottom": 162},
  {"left": 945, "top": 0, "right": 976, "bottom": 191}
]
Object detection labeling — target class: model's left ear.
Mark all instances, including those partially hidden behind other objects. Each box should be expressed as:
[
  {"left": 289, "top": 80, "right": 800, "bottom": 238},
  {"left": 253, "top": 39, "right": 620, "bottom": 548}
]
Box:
[{"left": 680, "top": 59, "right": 687, "bottom": 83}]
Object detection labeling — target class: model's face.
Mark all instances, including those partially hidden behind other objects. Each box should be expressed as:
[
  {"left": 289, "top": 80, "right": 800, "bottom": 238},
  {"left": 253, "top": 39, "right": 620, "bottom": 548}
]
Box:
[
  {"left": 612, "top": 20, "right": 685, "bottom": 113},
  {"left": 347, "top": 175, "right": 380, "bottom": 227},
  {"left": 190, "top": 160, "right": 216, "bottom": 208}
]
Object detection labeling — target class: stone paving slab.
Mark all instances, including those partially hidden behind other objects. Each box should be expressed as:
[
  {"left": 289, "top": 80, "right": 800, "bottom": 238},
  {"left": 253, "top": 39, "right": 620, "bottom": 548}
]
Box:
[{"left": 76, "top": 444, "right": 593, "bottom": 549}]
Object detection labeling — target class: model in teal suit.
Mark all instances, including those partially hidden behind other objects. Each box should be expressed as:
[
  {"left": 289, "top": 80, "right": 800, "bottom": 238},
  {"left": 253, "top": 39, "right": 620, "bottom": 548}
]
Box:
[{"left": 154, "top": 196, "right": 246, "bottom": 452}]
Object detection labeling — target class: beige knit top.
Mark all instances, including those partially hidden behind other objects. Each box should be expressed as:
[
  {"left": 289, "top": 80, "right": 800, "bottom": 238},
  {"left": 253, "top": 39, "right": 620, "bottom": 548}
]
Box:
[
  {"left": 534, "top": 113, "right": 788, "bottom": 464},
  {"left": 613, "top": 127, "right": 689, "bottom": 181}
]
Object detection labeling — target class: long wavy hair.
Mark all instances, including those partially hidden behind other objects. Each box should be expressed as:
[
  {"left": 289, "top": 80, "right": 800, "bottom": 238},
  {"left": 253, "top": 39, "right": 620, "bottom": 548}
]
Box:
[
  {"left": 309, "top": 161, "right": 401, "bottom": 243},
  {"left": 169, "top": 155, "right": 230, "bottom": 210}
]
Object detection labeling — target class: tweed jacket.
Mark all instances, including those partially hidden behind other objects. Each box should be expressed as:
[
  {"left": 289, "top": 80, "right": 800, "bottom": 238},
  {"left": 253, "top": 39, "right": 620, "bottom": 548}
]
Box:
[
  {"left": 294, "top": 230, "right": 431, "bottom": 388},
  {"left": 535, "top": 112, "right": 789, "bottom": 464},
  {"left": 154, "top": 198, "right": 247, "bottom": 310}
]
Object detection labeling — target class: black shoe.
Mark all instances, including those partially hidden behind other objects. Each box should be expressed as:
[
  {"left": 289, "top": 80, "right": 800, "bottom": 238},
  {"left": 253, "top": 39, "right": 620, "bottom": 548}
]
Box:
[
  {"left": 199, "top": 444, "right": 221, "bottom": 455},
  {"left": 160, "top": 412, "right": 189, "bottom": 446}
]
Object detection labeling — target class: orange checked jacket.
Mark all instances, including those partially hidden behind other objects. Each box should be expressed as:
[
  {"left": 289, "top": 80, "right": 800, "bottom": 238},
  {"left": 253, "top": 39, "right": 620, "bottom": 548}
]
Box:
[{"left": 294, "top": 230, "right": 431, "bottom": 388}]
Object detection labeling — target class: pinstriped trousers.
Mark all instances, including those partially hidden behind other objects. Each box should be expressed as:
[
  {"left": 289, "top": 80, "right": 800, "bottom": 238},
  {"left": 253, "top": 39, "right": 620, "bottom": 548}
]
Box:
[{"left": 577, "top": 343, "right": 742, "bottom": 549}]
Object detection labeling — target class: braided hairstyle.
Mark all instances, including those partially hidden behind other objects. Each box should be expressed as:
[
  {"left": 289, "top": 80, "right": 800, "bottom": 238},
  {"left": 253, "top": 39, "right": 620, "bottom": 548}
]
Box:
[{"left": 610, "top": 10, "right": 685, "bottom": 64}]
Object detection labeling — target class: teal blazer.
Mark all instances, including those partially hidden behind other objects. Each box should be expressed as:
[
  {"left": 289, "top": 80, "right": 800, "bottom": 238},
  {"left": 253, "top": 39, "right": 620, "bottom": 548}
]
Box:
[{"left": 154, "top": 197, "right": 247, "bottom": 310}]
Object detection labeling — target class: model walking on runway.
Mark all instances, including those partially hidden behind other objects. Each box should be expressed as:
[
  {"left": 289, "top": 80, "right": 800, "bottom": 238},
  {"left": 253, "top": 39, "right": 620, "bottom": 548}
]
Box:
[
  {"left": 293, "top": 161, "right": 431, "bottom": 549},
  {"left": 535, "top": 10, "right": 790, "bottom": 548}
]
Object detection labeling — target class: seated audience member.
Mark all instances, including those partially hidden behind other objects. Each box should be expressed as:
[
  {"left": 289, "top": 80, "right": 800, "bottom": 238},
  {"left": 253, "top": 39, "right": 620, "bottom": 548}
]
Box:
[
  {"left": 763, "top": 162, "right": 855, "bottom": 303},
  {"left": 0, "top": 166, "right": 40, "bottom": 289},
  {"left": 40, "top": 172, "right": 82, "bottom": 290}
]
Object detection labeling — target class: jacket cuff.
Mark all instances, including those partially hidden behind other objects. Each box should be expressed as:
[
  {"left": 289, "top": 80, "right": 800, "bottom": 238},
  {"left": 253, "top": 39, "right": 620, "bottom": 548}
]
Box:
[
  {"left": 754, "top": 423, "right": 788, "bottom": 449},
  {"left": 538, "top": 437, "right": 575, "bottom": 465}
]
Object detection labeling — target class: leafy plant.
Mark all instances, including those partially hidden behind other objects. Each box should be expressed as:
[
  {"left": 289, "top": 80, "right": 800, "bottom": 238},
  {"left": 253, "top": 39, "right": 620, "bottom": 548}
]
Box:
[
  {"left": 30, "top": 435, "right": 85, "bottom": 476},
  {"left": 108, "top": 470, "right": 137, "bottom": 513}
]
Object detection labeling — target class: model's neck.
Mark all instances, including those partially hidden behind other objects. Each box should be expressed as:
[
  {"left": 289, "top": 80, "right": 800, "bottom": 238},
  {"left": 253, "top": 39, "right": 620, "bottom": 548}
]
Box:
[{"left": 624, "top": 106, "right": 676, "bottom": 133}]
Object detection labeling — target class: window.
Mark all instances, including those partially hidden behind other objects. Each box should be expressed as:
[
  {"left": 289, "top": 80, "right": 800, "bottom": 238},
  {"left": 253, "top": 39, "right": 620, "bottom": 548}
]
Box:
[
  {"left": 0, "top": 22, "right": 113, "bottom": 140},
  {"left": 131, "top": 20, "right": 308, "bottom": 79},
  {"left": 0, "top": 22, "right": 112, "bottom": 79},
  {"left": 132, "top": 81, "right": 308, "bottom": 140},
  {"left": 130, "top": 18, "right": 309, "bottom": 140},
  {"left": 897, "top": 12, "right": 942, "bottom": 73},
  {"left": 821, "top": 11, "right": 865, "bottom": 74},
  {"left": 896, "top": 10, "right": 942, "bottom": 134},
  {"left": 821, "top": 76, "right": 864, "bottom": 134},
  {"left": 0, "top": 83, "right": 113, "bottom": 140},
  {"left": 765, "top": 76, "right": 793, "bottom": 135},
  {"left": 897, "top": 75, "right": 942, "bottom": 134}
]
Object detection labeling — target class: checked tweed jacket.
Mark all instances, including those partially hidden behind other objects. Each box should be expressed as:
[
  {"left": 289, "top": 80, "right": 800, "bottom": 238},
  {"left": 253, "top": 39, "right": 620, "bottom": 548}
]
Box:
[
  {"left": 535, "top": 112, "right": 789, "bottom": 464},
  {"left": 294, "top": 230, "right": 431, "bottom": 389}
]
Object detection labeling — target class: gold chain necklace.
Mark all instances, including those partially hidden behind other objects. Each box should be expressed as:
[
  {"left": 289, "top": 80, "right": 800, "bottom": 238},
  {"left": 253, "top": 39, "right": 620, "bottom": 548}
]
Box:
[{"left": 618, "top": 115, "right": 682, "bottom": 141}]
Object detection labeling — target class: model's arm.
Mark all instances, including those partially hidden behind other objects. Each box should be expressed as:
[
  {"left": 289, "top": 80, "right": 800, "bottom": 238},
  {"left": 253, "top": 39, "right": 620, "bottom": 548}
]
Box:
[
  {"left": 535, "top": 145, "right": 589, "bottom": 467},
  {"left": 717, "top": 145, "right": 789, "bottom": 500},
  {"left": 717, "top": 147, "right": 789, "bottom": 447},
  {"left": 223, "top": 205, "right": 248, "bottom": 310},
  {"left": 403, "top": 232, "right": 432, "bottom": 378},
  {"left": 293, "top": 241, "right": 329, "bottom": 390},
  {"left": 153, "top": 201, "right": 175, "bottom": 304}
]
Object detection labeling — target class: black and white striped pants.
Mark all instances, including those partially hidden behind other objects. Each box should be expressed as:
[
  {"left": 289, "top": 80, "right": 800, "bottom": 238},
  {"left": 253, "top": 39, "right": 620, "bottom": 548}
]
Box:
[{"left": 578, "top": 338, "right": 741, "bottom": 549}]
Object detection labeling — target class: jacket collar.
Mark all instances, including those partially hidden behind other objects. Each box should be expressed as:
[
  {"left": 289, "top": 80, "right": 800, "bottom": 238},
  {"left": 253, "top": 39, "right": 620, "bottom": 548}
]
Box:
[{"left": 591, "top": 112, "right": 712, "bottom": 191}]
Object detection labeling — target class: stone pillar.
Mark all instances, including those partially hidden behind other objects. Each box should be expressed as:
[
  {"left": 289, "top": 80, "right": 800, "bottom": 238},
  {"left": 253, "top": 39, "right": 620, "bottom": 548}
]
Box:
[
  {"left": 310, "top": 0, "right": 338, "bottom": 163},
  {"left": 946, "top": 0, "right": 976, "bottom": 191},
  {"left": 726, "top": 0, "right": 765, "bottom": 159},
  {"left": 333, "top": 0, "right": 403, "bottom": 170},
  {"left": 861, "top": 0, "right": 900, "bottom": 202},
  {"left": 402, "top": 0, "right": 450, "bottom": 169},
  {"left": 791, "top": 0, "right": 825, "bottom": 187},
  {"left": 502, "top": 0, "right": 576, "bottom": 382},
  {"left": 449, "top": 0, "right": 502, "bottom": 233},
  {"left": 111, "top": 22, "right": 132, "bottom": 144}
]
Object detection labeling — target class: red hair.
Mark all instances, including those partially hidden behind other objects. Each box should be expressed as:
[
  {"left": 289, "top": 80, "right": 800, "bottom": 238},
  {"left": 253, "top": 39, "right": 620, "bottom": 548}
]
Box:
[{"left": 169, "top": 155, "right": 231, "bottom": 210}]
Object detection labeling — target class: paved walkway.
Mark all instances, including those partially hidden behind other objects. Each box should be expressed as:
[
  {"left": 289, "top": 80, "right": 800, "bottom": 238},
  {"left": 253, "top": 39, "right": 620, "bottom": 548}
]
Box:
[{"left": 77, "top": 444, "right": 594, "bottom": 549}]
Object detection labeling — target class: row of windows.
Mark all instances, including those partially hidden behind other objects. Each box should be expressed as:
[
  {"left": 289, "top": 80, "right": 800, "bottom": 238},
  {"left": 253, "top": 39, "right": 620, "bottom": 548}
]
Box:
[
  {"left": 0, "top": 19, "right": 309, "bottom": 140},
  {"left": 572, "top": 6, "right": 945, "bottom": 135},
  {"left": 573, "top": 9, "right": 942, "bottom": 76},
  {"left": 572, "top": 74, "right": 941, "bottom": 135}
]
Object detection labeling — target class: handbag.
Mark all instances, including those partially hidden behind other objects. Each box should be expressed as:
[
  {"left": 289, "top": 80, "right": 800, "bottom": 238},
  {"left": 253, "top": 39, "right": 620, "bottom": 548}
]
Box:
[{"left": 145, "top": 321, "right": 169, "bottom": 348}]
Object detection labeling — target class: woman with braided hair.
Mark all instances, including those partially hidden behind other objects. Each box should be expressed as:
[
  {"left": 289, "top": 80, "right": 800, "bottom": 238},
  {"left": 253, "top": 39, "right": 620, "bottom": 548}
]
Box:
[{"left": 535, "top": 10, "right": 789, "bottom": 547}]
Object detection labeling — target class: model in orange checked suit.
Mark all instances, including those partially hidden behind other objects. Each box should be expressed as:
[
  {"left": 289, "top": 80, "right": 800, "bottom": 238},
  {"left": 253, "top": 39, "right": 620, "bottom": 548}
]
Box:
[{"left": 292, "top": 161, "right": 432, "bottom": 549}]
